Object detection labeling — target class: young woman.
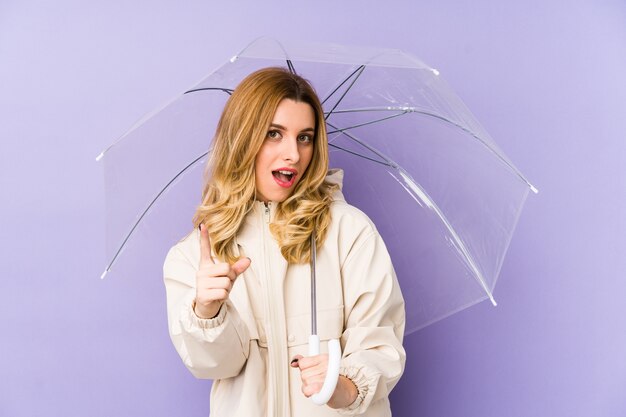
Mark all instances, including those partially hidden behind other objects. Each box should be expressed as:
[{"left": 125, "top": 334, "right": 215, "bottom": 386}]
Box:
[{"left": 164, "top": 67, "right": 405, "bottom": 416}]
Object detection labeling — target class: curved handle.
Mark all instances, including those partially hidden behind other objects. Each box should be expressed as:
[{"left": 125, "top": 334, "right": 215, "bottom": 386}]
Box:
[{"left": 308, "top": 335, "right": 342, "bottom": 406}]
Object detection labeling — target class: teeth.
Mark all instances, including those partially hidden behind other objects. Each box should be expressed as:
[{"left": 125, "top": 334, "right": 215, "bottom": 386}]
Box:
[{"left": 278, "top": 170, "right": 294, "bottom": 176}]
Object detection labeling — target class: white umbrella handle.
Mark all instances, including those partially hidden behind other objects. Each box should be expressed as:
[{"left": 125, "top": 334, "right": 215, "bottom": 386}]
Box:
[{"left": 308, "top": 335, "right": 342, "bottom": 406}]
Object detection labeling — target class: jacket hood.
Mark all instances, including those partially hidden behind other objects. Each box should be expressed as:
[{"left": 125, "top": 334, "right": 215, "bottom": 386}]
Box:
[{"left": 325, "top": 168, "right": 346, "bottom": 202}]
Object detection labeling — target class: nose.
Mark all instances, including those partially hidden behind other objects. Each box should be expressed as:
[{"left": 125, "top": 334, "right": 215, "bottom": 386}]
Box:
[{"left": 281, "top": 136, "right": 300, "bottom": 164}]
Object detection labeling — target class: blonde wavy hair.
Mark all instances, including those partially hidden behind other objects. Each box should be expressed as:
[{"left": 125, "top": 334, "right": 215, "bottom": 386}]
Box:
[{"left": 193, "top": 67, "right": 337, "bottom": 264}]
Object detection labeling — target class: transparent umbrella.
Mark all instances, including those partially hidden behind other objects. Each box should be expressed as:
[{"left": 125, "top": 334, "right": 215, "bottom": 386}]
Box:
[{"left": 98, "top": 37, "right": 537, "bottom": 335}]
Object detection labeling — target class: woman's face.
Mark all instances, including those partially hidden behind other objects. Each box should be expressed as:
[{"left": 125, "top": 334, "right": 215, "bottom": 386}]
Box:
[{"left": 255, "top": 98, "right": 315, "bottom": 203}]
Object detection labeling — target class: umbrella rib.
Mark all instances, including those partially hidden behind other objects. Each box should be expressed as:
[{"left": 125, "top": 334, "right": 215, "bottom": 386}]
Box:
[
  {"left": 286, "top": 59, "right": 296, "bottom": 74},
  {"left": 100, "top": 151, "right": 209, "bottom": 279},
  {"left": 327, "top": 111, "right": 409, "bottom": 135},
  {"left": 96, "top": 87, "right": 232, "bottom": 162},
  {"left": 327, "top": 106, "right": 537, "bottom": 192},
  {"left": 324, "top": 66, "right": 366, "bottom": 121},
  {"left": 321, "top": 65, "right": 365, "bottom": 106},
  {"left": 328, "top": 143, "right": 390, "bottom": 167},
  {"left": 327, "top": 121, "right": 396, "bottom": 167},
  {"left": 329, "top": 120, "right": 497, "bottom": 304},
  {"left": 324, "top": 106, "right": 410, "bottom": 114},
  {"left": 392, "top": 168, "right": 497, "bottom": 306},
  {"left": 184, "top": 87, "right": 234, "bottom": 95},
  {"left": 322, "top": 65, "right": 365, "bottom": 107}
]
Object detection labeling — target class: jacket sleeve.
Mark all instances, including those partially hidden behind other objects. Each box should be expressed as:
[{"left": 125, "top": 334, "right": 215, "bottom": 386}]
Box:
[
  {"left": 337, "top": 229, "right": 406, "bottom": 415},
  {"left": 163, "top": 243, "right": 251, "bottom": 380}
]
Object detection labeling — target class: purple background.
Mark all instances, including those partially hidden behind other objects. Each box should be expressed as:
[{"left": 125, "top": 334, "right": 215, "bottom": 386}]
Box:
[{"left": 1, "top": 1, "right": 625, "bottom": 416}]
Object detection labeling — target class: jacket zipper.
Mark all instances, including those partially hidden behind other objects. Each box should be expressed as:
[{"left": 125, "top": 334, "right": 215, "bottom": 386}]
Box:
[{"left": 261, "top": 202, "right": 286, "bottom": 417}]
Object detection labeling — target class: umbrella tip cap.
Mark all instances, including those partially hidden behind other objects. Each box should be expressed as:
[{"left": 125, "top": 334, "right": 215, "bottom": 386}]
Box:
[
  {"left": 530, "top": 184, "right": 539, "bottom": 194},
  {"left": 100, "top": 269, "right": 109, "bottom": 280},
  {"left": 489, "top": 294, "right": 497, "bottom": 307},
  {"left": 95, "top": 152, "right": 104, "bottom": 162}
]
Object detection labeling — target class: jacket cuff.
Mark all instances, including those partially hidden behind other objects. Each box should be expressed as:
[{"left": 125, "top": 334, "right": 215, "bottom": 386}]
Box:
[
  {"left": 184, "top": 296, "right": 227, "bottom": 331},
  {"left": 337, "top": 366, "right": 378, "bottom": 414}
]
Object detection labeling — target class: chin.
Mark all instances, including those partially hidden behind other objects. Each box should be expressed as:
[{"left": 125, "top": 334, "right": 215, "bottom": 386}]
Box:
[
  {"left": 259, "top": 186, "right": 299, "bottom": 203},
  {"left": 270, "top": 194, "right": 290, "bottom": 203}
]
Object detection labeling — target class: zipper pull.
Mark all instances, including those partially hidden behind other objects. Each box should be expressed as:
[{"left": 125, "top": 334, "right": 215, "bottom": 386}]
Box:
[{"left": 264, "top": 202, "right": 270, "bottom": 224}]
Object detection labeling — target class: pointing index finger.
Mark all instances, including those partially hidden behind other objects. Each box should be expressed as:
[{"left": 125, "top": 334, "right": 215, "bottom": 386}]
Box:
[{"left": 199, "top": 223, "right": 215, "bottom": 265}]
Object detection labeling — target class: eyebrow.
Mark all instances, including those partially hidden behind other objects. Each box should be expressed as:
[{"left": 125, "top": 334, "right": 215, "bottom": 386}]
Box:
[{"left": 269, "top": 123, "right": 315, "bottom": 133}]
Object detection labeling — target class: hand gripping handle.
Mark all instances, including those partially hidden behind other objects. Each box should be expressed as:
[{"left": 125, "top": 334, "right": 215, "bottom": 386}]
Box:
[{"left": 308, "top": 335, "right": 342, "bottom": 405}]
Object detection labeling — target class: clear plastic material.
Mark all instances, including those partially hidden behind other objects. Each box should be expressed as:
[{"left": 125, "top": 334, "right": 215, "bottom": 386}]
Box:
[{"left": 99, "top": 37, "right": 535, "bottom": 334}]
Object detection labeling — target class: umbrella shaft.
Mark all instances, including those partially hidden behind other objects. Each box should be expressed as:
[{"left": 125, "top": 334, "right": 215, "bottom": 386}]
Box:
[{"left": 310, "top": 232, "right": 317, "bottom": 335}]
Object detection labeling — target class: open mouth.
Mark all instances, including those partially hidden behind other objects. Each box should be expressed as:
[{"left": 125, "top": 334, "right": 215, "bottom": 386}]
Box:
[{"left": 272, "top": 169, "right": 297, "bottom": 187}]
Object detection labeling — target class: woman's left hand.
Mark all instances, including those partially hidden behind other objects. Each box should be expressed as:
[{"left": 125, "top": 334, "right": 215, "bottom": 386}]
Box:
[{"left": 291, "top": 354, "right": 358, "bottom": 409}]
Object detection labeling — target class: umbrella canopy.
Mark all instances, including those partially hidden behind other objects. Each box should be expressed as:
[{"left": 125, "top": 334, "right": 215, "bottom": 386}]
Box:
[{"left": 98, "top": 37, "right": 536, "bottom": 334}]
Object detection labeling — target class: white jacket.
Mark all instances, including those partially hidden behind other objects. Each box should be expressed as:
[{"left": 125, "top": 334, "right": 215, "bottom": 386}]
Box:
[{"left": 164, "top": 170, "right": 406, "bottom": 416}]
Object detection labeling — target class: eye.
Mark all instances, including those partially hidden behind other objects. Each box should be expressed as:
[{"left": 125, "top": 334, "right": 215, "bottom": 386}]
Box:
[
  {"left": 267, "top": 130, "right": 281, "bottom": 140},
  {"left": 298, "top": 134, "right": 313, "bottom": 144}
]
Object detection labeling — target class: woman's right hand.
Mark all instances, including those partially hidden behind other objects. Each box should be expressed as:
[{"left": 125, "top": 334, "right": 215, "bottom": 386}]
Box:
[{"left": 194, "top": 223, "right": 251, "bottom": 319}]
